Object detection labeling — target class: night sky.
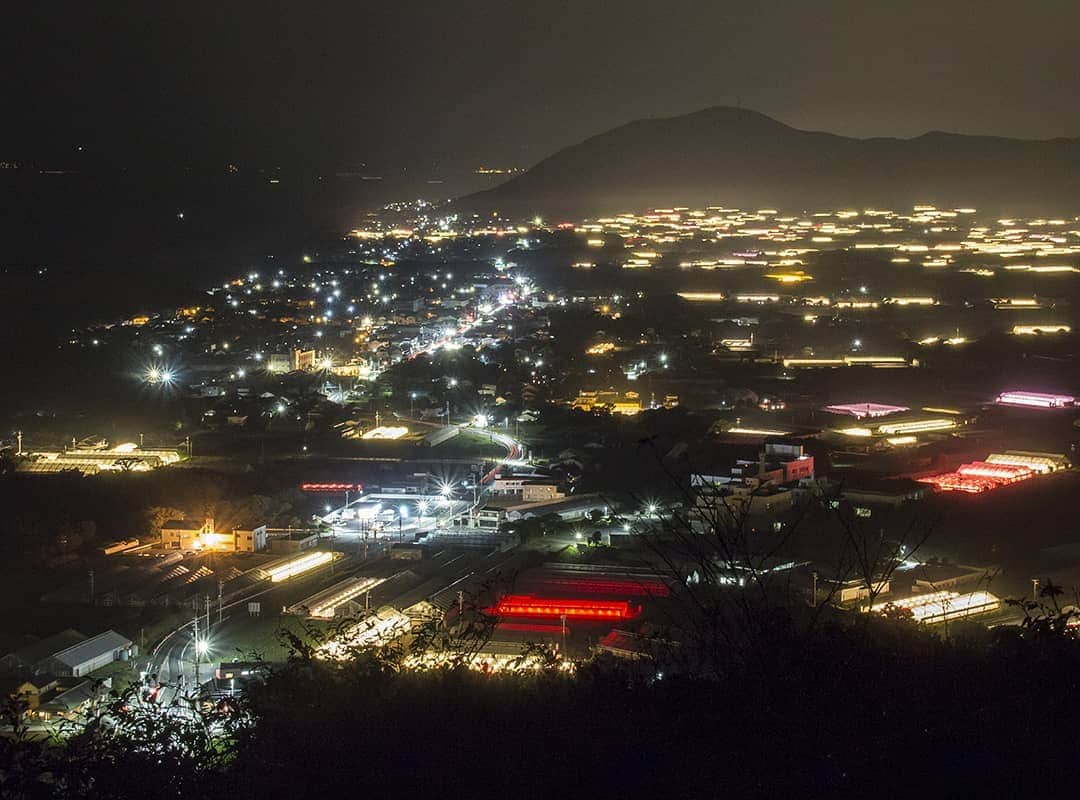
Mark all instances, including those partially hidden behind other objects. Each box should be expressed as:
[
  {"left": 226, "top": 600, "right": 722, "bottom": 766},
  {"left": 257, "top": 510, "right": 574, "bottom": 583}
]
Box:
[{"left": 4, "top": 1, "right": 1079, "bottom": 170}]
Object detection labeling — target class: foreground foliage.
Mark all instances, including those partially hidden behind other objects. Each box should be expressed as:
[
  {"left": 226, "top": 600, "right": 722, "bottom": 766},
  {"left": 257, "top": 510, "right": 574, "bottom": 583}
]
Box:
[{"left": 4, "top": 605, "right": 1080, "bottom": 798}]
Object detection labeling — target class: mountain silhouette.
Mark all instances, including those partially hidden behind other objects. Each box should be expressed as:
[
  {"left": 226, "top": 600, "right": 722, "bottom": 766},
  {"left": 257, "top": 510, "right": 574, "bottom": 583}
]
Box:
[{"left": 460, "top": 107, "right": 1080, "bottom": 216}]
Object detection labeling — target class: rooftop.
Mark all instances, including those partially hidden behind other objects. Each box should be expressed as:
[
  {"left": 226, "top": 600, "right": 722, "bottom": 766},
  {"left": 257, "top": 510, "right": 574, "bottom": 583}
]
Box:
[
  {"left": 50, "top": 630, "right": 132, "bottom": 669},
  {"left": 2, "top": 629, "right": 87, "bottom": 669}
]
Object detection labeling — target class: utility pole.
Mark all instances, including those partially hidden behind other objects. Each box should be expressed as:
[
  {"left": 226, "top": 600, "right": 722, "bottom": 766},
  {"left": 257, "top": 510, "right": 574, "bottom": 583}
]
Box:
[
  {"left": 218, "top": 580, "right": 224, "bottom": 624},
  {"left": 139, "top": 432, "right": 144, "bottom": 448},
  {"left": 192, "top": 600, "right": 201, "bottom": 688},
  {"left": 88, "top": 570, "right": 94, "bottom": 605},
  {"left": 1033, "top": 577, "right": 1040, "bottom": 599},
  {"left": 205, "top": 595, "right": 211, "bottom": 632},
  {"left": 811, "top": 571, "right": 818, "bottom": 606},
  {"left": 15, "top": 431, "right": 22, "bottom": 456}
]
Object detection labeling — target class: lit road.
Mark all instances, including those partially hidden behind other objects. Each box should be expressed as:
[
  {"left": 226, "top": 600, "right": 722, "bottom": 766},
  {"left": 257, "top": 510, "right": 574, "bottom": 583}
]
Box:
[{"left": 144, "top": 555, "right": 352, "bottom": 700}]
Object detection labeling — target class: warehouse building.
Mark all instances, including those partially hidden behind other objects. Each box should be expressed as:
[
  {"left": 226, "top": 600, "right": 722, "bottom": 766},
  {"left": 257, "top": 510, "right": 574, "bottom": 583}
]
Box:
[{"left": 38, "top": 630, "right": 135, "bottom": 678}]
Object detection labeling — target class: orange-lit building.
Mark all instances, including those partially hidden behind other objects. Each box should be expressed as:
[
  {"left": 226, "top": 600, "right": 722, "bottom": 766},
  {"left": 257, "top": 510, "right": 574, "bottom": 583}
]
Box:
[{"left": 160, "top": 518, "right": 267, "bottom": 552}]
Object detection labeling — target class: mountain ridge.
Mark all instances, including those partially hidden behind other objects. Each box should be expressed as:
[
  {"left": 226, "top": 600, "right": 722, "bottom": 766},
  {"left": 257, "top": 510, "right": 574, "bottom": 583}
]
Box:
[{"left": 459, "top": 106, "right": 1080, "bottom": 216}]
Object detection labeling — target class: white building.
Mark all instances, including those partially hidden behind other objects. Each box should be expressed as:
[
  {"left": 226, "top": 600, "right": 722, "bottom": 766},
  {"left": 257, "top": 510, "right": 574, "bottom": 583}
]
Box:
[{"left": 40, "top": 631, "right": 135, "bottom": 678}]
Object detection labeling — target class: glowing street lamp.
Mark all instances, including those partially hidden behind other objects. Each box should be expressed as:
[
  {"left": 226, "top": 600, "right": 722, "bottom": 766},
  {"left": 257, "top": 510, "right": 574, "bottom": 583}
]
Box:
[
  {"left": 144, "top": 364, "right": 175, "bottom": 386},
  {"left": 438, "top": 482, "right": 454, "bottom": 505}
]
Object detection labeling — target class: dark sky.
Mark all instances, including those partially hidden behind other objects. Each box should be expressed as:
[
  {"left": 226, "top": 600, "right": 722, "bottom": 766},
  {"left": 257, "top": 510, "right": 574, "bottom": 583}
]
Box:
[{"left": 4, "top": 0, "right": 1079, "bottom": 170}]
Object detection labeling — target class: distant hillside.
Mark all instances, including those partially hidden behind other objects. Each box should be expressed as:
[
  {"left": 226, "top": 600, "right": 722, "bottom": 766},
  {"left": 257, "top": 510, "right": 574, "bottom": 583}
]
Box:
[{"left": 460, "top": 107, "right": 1080, "bottom": 217}]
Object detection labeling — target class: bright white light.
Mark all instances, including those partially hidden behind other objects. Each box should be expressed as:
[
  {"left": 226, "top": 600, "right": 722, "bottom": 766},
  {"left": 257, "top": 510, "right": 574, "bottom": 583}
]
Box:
[
  {"left": 871, "top": 590, "right": 1000, "bottom": 623},
  {"left": 362, "top": 426, "right": 408, "bottom": 440},
  {"left": 145, "top": 365, "right": 175, "bottom": 386},
  {"left": 265, "top": 551, "right": 334, "bottom": 582}
]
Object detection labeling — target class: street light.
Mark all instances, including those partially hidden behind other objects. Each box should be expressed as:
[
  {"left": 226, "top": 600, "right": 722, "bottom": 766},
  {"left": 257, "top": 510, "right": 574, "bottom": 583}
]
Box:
[{"left": 144, "top": 364, "right": 175, "bottom": 386}]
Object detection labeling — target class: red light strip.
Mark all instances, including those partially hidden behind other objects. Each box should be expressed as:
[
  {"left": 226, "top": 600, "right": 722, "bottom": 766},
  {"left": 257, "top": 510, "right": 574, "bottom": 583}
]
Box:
[
  {"left": 918, "top": 468, "right": 1034, "bottom": 493},
  {"left": 491, "top": 595, "right": 639, "bottom": 620},
  {"left": 956, "top": 461, "right": 1032, "bottom": 481},
  {"left": 300, "top": 483, "right": 362, "bottom": 492}
]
